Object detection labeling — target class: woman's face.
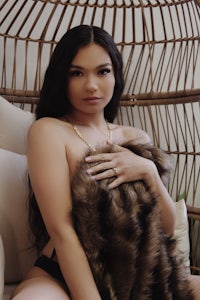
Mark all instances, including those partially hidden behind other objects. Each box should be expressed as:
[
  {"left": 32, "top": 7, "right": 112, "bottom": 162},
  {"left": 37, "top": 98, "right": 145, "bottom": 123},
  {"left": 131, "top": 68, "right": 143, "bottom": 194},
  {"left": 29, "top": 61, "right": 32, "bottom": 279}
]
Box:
[{"left": 67, "top": 43, "right": 115, "bottom": 116}]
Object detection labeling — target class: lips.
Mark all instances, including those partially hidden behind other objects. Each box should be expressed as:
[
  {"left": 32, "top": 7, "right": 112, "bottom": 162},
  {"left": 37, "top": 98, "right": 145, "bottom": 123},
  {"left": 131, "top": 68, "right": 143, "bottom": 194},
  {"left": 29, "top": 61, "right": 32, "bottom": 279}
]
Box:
[
  {"left": 83, "top": 97, "right": 100, "bottom": 101},
  {"left": 83, "top": 97, "right": 101, "bottom": 104}
]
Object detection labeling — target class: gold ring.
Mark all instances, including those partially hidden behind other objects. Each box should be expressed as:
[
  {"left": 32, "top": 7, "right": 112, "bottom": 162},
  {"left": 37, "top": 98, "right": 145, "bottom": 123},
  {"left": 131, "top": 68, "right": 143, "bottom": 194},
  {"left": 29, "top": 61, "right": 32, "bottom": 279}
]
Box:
[{"left": 113, "top": 167, "right": 118, "bottom": 176}]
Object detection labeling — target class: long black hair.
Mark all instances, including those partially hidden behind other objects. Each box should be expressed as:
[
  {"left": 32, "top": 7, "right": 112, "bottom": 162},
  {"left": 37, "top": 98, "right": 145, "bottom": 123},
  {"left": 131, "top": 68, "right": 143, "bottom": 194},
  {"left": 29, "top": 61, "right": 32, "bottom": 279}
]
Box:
[
  {"left": 36, "top": 25, "right": 124, "bottom": 122},
  {"left": 29, "top": 25, "right": 124, "bottom": 252}
]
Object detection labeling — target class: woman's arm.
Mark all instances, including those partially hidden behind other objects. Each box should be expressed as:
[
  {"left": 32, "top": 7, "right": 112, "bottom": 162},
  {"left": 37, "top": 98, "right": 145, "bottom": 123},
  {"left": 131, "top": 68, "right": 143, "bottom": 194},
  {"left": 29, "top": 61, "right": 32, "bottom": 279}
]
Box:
[{"left": 27, "top": 119, "right": 101, "bottom": 300}]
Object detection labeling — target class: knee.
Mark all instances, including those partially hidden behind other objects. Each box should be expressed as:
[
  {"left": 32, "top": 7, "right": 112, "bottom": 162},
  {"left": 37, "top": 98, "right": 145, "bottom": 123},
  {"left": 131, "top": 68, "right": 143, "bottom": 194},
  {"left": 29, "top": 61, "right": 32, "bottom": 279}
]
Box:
[
  {"left": 12, "top": 291, "right": 69, "bottom": 300},
  {"left": 188, "top": 274, "right": 200, "bottom": 300},
  {"left": 10, "top": 277, "right": 70, "bottom": 300}
]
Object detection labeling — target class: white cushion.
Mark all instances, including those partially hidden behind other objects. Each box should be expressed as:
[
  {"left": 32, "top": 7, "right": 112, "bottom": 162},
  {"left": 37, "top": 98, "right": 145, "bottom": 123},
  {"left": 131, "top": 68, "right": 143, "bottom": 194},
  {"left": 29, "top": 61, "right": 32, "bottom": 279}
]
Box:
[
  {"left": 174, "top": 199, "right": 190, "bottom": 272},
  {"left": 0, "top": 235, "right": 5, "bottom": 299},
  {"left": 0, "top": 149, "right": 36, "bottom": 284},
  {"left": 0, "top": 96, "right": 35, "bottom": 154}
]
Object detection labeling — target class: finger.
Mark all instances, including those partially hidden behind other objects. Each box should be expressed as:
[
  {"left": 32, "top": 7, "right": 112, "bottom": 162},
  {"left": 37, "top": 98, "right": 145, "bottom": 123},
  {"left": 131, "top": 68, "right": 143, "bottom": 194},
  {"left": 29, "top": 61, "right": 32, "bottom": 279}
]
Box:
[
  {"left": 87, "top": 162, "right": 113, "bottom": 175},
  {"left": 90, "top": 168, "right": 117, "bottom": 181},
  {"left": 85, "top": 153, "right": 113, "bottom": 163},
  {"left": 85, "top": 145, "right": 127, "bottom": 163},
  {"left": 108, "top": 177, "right": 123, "bottom": 190}
]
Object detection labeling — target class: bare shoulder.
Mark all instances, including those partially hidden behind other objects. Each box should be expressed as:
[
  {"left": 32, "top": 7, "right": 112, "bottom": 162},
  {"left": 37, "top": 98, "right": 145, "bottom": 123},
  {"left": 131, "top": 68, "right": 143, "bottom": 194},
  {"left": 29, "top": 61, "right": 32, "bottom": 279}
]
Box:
[
  {"left": 27, "top": 118, "right": 84, "bottom": 170},
  {"left": 111, "top": 123, "right": 151, "bottom": 145},
  {"left": 28, "top": 117, "right": 72, "bottom": 142},
  {"left": 28, "top": 117, "right": 67, "bottom": 134}
]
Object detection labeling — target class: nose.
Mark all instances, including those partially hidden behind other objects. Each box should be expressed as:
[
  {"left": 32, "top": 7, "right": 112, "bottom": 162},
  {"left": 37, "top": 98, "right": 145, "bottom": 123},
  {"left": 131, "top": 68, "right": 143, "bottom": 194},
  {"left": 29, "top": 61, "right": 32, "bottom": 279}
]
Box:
[{"left": 85, "top": 75, "right": 98, "bottom": 93}]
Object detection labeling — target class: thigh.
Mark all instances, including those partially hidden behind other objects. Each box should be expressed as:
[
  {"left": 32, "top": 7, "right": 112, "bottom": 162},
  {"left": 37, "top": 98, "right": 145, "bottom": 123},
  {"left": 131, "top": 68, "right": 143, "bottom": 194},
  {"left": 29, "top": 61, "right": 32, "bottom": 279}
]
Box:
[
  {"left": 11, "top": 276, "right": 70, "bottom": 300},
  {"left": 188, "top": 274, "right": 200, "bottom": 300}
]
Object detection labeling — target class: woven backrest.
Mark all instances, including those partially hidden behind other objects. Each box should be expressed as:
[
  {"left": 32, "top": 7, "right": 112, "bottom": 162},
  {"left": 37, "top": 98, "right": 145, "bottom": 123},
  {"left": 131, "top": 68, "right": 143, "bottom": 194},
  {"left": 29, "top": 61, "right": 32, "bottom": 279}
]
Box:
[{"left": 1, "top": 0, "right": 200, "bottom": 100}]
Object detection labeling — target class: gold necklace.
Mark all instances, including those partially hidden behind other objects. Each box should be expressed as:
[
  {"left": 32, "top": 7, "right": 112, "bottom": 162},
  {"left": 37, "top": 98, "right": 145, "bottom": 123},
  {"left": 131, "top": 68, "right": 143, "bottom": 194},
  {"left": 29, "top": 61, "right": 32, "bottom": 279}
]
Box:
[{"left": 72, "top": 121, "right": 112, "bottom": 152}]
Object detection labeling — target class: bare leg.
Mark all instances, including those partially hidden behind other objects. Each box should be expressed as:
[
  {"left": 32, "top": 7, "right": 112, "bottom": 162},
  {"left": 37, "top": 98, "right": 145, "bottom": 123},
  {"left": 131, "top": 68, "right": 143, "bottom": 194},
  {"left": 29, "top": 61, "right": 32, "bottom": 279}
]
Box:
[
  {"left": 11, "top": 268, "right": 200, "bottom": 300},
  {"left": 11, "top": 267, "right": 70, "bottom": 300},
  {"left": 188, "top": 275, "right": 200, "bottom": 300}
]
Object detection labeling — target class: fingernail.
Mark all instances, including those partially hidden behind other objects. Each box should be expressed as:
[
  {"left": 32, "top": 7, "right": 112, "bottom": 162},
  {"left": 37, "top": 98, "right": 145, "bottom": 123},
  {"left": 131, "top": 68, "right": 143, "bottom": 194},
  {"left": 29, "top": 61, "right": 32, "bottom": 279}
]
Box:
[
  {"left": 90, "top": 175, "right": 96, "bottom": 181},
  {"left": 108, "top": 184, "right": 115, "bottom": 190},
  {"left": 86, "top": 169, "right": 92, "bottom": 174},
  {"left": 85, "top": 156, "right": 91, "bottom": 162}
]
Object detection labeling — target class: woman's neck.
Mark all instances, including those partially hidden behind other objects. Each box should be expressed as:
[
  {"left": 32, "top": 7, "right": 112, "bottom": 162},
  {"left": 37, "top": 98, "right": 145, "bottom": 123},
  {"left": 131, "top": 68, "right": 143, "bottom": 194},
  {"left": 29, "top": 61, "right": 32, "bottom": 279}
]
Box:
[{"left": 65, "top": 112, "right": 107, "bottom": 129}]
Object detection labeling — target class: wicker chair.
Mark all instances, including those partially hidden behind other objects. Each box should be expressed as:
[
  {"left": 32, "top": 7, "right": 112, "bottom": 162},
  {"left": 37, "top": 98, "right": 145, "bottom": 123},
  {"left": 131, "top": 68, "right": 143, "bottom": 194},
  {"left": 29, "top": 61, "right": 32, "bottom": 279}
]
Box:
[{"left": 0, "top": 0, "right": 200, "bottom": 280}]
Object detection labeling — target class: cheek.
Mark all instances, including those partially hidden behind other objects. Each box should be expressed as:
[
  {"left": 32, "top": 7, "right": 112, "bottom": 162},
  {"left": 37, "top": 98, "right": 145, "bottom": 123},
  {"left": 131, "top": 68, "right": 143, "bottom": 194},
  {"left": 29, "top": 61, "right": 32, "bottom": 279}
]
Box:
[
  {"left": 68, "top": 81, "right": 79, "bottom": 98},
  {"left": 106, "top": 76, "right": 115, "bottom": 95}
]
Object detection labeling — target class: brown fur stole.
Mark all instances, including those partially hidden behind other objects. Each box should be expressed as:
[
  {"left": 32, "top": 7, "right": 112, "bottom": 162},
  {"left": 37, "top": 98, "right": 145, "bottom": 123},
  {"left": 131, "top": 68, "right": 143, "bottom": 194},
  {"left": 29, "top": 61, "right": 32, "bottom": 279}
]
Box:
[{"left": 71, "top": 143, "right": 194, "bottom": 300}]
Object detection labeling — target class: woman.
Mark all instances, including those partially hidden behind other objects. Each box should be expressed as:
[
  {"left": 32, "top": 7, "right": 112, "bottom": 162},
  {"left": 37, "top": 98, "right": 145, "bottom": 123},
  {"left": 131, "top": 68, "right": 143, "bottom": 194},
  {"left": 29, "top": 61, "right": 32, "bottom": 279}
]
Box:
[{"left": 11, "top": 25, "right": 200, "bottom": 300}]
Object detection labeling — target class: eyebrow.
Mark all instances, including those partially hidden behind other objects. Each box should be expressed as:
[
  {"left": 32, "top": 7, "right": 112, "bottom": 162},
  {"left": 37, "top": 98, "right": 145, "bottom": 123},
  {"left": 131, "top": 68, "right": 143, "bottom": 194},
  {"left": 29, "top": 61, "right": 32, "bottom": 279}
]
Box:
[{"left": 70, "top": 63, "right": 112, "bottom": 69}]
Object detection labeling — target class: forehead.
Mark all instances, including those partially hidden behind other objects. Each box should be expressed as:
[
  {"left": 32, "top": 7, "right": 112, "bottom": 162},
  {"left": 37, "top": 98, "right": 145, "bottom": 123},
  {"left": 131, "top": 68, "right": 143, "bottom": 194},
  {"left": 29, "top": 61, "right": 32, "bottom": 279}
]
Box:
[{"left": 71, "top": 43, "right": 112, "bottom": 67}]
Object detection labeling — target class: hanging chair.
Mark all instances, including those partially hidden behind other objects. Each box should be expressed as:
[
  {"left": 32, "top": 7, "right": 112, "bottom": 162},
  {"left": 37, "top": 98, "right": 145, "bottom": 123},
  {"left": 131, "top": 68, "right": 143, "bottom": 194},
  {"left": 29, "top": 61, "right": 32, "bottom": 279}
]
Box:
[{"left": 0, "top": 0, "right": 200, "bottom": 274}]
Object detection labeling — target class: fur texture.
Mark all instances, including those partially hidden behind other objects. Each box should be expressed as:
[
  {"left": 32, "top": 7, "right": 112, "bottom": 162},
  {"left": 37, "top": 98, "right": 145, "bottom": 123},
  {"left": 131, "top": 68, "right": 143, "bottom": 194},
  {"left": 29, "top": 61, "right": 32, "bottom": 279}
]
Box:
[{"left": 71, "top": 143, "right": 194, "bottom": 300}]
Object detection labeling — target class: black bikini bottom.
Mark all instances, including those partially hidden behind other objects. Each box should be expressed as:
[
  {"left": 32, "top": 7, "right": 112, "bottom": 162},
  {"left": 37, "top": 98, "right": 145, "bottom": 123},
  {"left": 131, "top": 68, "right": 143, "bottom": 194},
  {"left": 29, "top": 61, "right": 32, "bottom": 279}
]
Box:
[{"left": 34, "top": 255, "right": 70, "bottom": 294}]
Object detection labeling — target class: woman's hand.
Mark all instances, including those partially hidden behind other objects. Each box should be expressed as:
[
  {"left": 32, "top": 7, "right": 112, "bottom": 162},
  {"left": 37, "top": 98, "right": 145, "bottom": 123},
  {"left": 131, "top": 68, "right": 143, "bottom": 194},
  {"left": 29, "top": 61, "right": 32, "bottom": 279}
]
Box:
[{"left": 85, "top": 144, "right": 156, "bottom": 190}]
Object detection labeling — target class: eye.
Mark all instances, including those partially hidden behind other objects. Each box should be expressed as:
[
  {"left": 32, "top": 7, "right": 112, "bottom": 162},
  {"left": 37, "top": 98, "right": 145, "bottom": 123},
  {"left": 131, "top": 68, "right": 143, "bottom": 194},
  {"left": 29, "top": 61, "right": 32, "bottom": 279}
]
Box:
[
  {"left": 98, "top": 68, "right": 111, "bottom": 76},
  {"left": 69, "top": 70, "right": 83, "bottom": 77}
]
